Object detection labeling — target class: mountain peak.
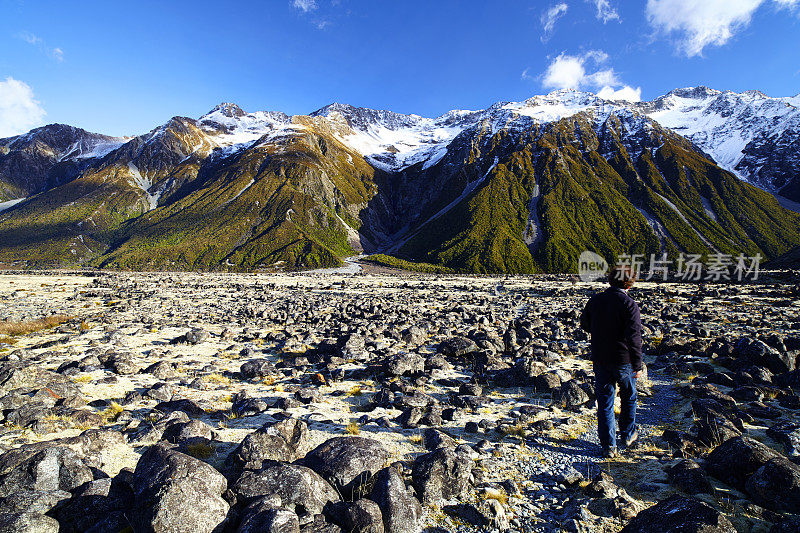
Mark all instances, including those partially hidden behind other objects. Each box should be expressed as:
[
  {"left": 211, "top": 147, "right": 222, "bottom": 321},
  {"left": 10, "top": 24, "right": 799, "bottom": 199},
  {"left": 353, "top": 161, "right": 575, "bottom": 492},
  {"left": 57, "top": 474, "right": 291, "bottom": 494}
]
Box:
[{"left": 205, "top": 102, "right": 246, "bottom": 119}]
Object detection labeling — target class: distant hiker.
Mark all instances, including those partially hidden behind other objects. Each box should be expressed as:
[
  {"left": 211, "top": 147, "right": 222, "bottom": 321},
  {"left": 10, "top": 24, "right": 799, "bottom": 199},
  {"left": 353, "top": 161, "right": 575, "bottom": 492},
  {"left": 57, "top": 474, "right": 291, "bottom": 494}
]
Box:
[{"left": 580, "top": 264, "right": 642, "bottom": 458}]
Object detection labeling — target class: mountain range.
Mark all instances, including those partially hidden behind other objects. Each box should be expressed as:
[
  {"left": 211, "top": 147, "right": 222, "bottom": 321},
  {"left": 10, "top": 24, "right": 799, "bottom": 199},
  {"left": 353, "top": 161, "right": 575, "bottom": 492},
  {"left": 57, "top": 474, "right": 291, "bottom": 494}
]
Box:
[{"left": 1, "top": 87, "right": 799, "bottom": 273}]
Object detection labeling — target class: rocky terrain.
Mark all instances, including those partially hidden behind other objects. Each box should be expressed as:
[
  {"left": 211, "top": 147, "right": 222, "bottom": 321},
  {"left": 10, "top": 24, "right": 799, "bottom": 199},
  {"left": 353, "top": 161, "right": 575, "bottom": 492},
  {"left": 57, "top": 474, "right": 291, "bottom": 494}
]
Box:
[{"left": 0, "top": 269, "right": 799, "bottom": 532}]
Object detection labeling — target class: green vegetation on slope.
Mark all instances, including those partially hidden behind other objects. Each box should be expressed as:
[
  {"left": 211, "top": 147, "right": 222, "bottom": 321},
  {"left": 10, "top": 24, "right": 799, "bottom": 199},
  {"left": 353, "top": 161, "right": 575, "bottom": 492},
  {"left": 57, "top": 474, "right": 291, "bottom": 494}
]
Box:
[{"left": 363, "top": 254, "right": 455, "bottom": 274}]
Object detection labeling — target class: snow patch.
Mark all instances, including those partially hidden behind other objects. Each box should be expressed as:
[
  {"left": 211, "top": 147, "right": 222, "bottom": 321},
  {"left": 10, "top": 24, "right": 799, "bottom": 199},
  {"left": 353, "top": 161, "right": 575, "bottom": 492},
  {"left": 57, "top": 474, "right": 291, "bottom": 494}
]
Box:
[
  {"left": 127, "top": 163, "right": 159, "bottom": 210},
  {"left": 0, "top": 198, "right": 26, "bottom": 213},
  {"left": 700, "top": 196, "right": 717, "bottom": 222}
]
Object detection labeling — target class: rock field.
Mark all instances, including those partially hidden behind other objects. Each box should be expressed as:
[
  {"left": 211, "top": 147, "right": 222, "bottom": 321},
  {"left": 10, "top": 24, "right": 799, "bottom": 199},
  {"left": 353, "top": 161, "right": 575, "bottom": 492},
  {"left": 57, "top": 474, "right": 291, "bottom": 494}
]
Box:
[{"left": 0, "top": 269, "right": 799, "bottom": 532}]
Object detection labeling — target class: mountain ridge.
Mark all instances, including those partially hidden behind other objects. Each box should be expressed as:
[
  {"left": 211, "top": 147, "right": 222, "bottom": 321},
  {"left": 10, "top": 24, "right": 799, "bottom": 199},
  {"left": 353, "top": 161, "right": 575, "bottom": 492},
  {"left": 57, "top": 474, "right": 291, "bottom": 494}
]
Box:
[{"left": 1, "top": 87, "right": 799, "bottom": 273}]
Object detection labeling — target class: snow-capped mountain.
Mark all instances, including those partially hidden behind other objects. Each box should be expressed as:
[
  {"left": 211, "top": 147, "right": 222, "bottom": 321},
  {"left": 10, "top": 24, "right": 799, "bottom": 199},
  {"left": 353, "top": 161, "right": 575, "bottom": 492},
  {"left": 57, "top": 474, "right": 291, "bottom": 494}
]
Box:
[
  {"left": 634, "top": 86, "right": 800, "bottom": 199},
  {"left": 1, "top": 87, "right": 799, "bottom": 273},
  {"left": 0, "top": 124, "right": 126, "bottom": 200}
]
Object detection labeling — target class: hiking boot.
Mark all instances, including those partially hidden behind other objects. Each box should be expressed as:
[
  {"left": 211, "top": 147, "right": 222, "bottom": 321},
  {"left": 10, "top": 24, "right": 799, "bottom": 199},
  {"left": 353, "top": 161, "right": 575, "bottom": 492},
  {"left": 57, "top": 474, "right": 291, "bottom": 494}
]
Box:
[
  {"left": 623, "top": 429, "right": 639, "bottom": 449},
  {"left": 601, "top": 446, "right": 618, "bottom": 459}
]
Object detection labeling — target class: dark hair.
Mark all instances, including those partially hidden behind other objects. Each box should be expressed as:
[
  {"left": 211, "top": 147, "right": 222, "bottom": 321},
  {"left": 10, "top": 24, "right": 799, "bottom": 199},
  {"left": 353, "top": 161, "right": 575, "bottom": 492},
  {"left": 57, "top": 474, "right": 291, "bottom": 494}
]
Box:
[{"left": 608, "top": 264, "right": 636, "bottom": 289}]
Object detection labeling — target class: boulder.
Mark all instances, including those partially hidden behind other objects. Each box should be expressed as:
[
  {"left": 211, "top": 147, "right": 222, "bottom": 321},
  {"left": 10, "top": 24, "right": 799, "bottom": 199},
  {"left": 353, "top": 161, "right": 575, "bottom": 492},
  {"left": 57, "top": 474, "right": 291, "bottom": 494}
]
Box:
[
  {"left": 735, "top": 337, "right": 794, "bottom": 374},
  {"left": 0, "top": 488, "right": 70, "bottom": 516},
  {"left": 437, "top": 336, "right": 479, "bottom": 357},
  {"left": 558, "top": 380, "right": 591, "bottom": 409},
  {"left": 0, "top": 512, "right": 60, "bottom": 533},
  {"left": 303, "top": 437, "right": 389, "bottom": 499},
  {"left": 238, "top": 503, "right": 300, "bottom": 533},
  {"left": 369, "top": 467, "right": 421, "bottom": 533},
  {"left": 706, "top": 436, "right": 781, "bottom": 489},
  {"left": 766, "top": 422, "right": 800, "bottom": 457},
  {"left": 52, "top": 477, "right": 132, "bottom": 533},
  {"left": 324, "top": 499, "right": 384, "bottom": 533},
  {"left": 227, "top": 418, "right": 309, "bottom": 471},
  {"left": 185, "top": 328, "right": 208, "bottom": 345},
  {"left": 129, "top": 444, "right": 229, "bottom": 533},
  {"left": 384, "top": 353, "right": 424, "bottom": 377},
  {"left": 240, "top": 359, "right": 278, "bottom": 380},
  {"left": 667, "top": 460, "right": 712, "bottom": 494},
  {"left": 0, "top": 445, "right": 93, "bottom": 498},
  {"left": 745, "top": 456, "right": 800, "bottom": 512},
  {"left": 412, "top": 446, "right": 474, "bottom": 505},
  {"left": 232, "top": 462, "right": 339, "bottom": 518},
  {"left": 620, "top": 494, "right": 735, "bottom": 533}
]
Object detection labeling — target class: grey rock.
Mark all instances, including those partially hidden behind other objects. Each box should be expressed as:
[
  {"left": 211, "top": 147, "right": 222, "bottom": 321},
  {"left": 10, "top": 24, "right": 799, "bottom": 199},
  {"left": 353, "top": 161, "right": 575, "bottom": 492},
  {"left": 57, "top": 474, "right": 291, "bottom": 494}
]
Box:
[
  {"left": 238, "top": 503, "right": 299, "bottom": 533},
  {"left": 185, "top": 328, "right": 209, "bottom": 345},
  {"left": 303, "top": 437, "right": 390, "bottom": 499},
  {"left": 232, "top": 462, "right": 338, "bottom": 522},
  {"left": 227, "top": 418, "right": 309, "bottom": 471},
  {"left": 129, "top": 444, "right": 229, "bottom": 533},
  {"left": 437, "top": 336, "right": 479, "bottom": 357},
  {"left": 0, "top": 512, "right": 60, "bottom": 533},
  {"left": 369, "top": 467, "right": 421, "bottom": 533},
  {"left": 620, "top": 494, "right": 735, "bottom": 532},
  {"left": 706, "top": 436, "right": 781, "bottom": 489},
  {"left": 412, "top": 446, "right": 474, "bottom": 505},
  {"left": 324, "top": 499, "right": 384, "bottom": 533},
  {"left": 0, "top": 445, "right": 93, "bottom": 498},
  {"left": 745, "top": 456, "right": 800, "bottom": 512}
]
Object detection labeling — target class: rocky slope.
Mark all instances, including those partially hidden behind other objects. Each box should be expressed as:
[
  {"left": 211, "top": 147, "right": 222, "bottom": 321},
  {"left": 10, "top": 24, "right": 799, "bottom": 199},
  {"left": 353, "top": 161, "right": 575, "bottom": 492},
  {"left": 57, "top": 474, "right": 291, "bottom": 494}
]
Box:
[{"left": 0, "top": 89, "right": 799, "bottom": 273}]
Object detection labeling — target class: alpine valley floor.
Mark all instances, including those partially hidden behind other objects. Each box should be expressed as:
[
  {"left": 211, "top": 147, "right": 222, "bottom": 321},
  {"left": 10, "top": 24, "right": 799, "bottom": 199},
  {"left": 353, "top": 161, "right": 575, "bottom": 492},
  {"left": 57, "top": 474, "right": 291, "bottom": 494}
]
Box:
[{"left": 0, "top": 269, "right": 799, "bottom": 532}]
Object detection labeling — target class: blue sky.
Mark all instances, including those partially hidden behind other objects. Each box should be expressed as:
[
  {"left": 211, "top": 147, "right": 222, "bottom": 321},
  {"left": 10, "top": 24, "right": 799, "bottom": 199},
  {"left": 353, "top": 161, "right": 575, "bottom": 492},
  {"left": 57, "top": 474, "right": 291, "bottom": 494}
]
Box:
[{"left": 1, "top": 0, "right": 799, "bottom": 137}]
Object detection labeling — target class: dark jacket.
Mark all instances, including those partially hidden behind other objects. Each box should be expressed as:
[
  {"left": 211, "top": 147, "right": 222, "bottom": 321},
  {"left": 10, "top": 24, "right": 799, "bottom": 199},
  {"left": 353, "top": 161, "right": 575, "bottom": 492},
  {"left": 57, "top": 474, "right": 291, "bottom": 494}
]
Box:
[{"left": 580, "top": 287, "right": 643, "bottom": 371}]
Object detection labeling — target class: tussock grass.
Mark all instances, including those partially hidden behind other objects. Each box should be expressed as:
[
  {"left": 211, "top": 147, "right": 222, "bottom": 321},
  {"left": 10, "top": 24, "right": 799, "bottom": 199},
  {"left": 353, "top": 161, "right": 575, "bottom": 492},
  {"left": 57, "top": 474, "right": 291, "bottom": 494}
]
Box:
[
  {"left": 101, "top": 401, "right": 124, "bottom": 422},
  {"left": 345, "top": 421, "right": 360, "bottom": 435},
  {"left": 0, "top": 315, "right": 73, "bottom": 336},
  {"left": 185, "top": 442, "right": 215, "bottom": 459}
]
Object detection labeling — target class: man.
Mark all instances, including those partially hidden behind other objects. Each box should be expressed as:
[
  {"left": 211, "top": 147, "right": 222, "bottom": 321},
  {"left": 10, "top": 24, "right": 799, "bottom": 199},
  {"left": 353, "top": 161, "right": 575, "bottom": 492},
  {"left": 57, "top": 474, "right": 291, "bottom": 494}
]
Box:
[{"left": 580, "top": 264, "right": 642, "bottom": 458}]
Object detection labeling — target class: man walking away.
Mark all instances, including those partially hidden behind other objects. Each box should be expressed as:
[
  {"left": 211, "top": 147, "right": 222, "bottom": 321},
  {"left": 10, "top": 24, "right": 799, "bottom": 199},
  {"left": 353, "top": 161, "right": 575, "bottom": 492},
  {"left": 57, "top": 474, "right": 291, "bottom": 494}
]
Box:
[{"left": 580, "top": 264, "right": 642, "bottom": 458}]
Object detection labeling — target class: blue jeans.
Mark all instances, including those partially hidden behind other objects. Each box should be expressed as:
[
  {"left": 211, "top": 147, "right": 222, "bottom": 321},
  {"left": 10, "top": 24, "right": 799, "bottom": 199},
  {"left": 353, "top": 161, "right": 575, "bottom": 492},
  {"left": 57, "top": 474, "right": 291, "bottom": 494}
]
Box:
[{"left": 594, "top": 362, "right": 637, "bottom": 449}]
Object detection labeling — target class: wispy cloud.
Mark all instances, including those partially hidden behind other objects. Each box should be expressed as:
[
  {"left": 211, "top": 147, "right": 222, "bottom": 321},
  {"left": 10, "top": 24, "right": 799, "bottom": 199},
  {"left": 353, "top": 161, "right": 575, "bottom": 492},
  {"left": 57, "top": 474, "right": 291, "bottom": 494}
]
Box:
[
  {"left": 646, "top": 0, "right": 799, "bottom": 57},
  {"left": 589, "top": 0, "right": 620, "bottom": 23},
  {"left": 291, "top": 0, "right": 334, "bottom": 30},
  {"left": 0, "top": 77, "right": 47, "bottom": 137},
  {"left": 540, "top": 3, "right": 569, "bottom": 42},
  {"left": 17, "top": 31, "right": 64, "bottom": 62},
  {"left": 538, "top": 50, "right": 641, "bottom": 101},
  {"left": 292, "top": 0, "right": 318, "bottom": 12}
]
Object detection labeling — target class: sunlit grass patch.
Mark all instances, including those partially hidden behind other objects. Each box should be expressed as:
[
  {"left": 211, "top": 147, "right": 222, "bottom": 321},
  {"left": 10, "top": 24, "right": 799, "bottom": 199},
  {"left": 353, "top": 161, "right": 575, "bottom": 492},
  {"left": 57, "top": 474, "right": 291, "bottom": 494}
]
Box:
[{"left": 0, "top": 314, "right": 73, "bottom": 336}]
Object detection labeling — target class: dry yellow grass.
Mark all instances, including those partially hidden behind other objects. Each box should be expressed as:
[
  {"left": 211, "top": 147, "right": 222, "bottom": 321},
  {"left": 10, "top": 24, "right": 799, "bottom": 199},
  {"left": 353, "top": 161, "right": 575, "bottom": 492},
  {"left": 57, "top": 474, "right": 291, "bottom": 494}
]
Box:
[
  {"left": 345, "top": 421, "right": 360, "bottom": 435},
  {"left": 0, "top": 315, "right": 73, "bottom": 336},
  {"left": 71, "top": 375, "right": 93, "bottom": 383},
  {"left": 0, "top": 335, "right": 18, "bottom": 345},
  {"left": 101, "top": 401, "right": 124, "bottom": 422}
]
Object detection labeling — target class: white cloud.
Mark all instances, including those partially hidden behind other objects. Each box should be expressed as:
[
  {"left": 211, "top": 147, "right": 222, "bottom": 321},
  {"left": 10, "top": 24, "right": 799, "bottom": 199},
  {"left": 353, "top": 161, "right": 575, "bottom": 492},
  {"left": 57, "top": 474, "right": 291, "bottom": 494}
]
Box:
[
  {"left": 51, "top": 48, "right": 64, "bottom": 62},
  {"left": 541, "top": 3, "right": 569, "bottom": 41},
  {"left": 589, "top": 0, "right": 620, "bottom": 23},
  {"left": 597, "top": 85, "right": 642, "bottom": 101},
  {"left": 646, "top": 0, "right": 798, "bottom": 57},
  {"left": 543, "top": 54, "right": 588, "bottom": 90},
  {"left": 541, "top": 51, "right": 641, "bottom": 101},
  {"left": 292, "top": 0, "right": 318, "bottom": 12},
  {"left": 0, "top": 77, "right": 47, "bottom": 137}
]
